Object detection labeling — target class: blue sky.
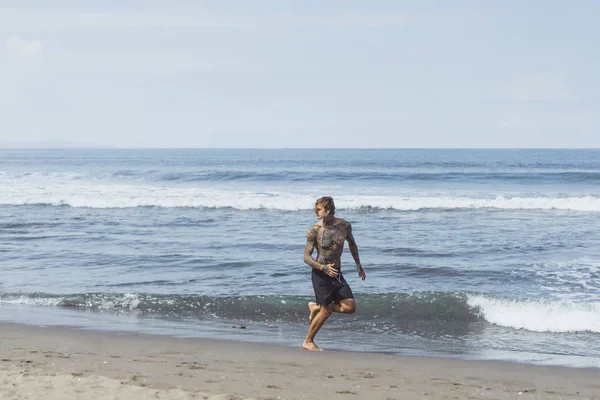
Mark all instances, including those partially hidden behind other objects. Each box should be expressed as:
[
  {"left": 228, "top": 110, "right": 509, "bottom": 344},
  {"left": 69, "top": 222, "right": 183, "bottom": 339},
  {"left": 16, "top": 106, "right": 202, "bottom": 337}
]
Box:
[{"left": 1, "top": 1, "right": 598, "bottom": 148}]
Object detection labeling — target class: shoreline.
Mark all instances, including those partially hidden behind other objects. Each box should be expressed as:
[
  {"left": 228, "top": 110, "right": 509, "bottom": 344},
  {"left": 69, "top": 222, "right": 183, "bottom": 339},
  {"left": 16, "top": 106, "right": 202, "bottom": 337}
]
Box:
[
  {"left": 1, "top": 322, "right": 599, "bottom": 399},
  {"left": 2, "top": 302, "right": 598, "bottom": 370}
]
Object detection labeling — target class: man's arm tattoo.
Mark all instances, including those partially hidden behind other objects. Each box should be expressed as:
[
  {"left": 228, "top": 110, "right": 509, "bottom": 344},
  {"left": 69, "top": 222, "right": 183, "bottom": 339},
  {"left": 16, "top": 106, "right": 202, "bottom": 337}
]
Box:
[
  {"left": 304, "top": 228, "right": 323, "bottom": 270},
  {"left": 347, "top": 225, "right": 362, "bottom": 267},
  {"left": 350, "top": 242, "right": 361, "bottom": 267}
]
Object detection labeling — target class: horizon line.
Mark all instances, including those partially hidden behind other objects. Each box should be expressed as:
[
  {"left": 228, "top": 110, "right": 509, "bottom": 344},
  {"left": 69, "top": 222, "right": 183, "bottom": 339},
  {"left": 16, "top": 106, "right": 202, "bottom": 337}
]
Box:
[{"left": 1, "top": 147, "right": 600, "bottom": 150}]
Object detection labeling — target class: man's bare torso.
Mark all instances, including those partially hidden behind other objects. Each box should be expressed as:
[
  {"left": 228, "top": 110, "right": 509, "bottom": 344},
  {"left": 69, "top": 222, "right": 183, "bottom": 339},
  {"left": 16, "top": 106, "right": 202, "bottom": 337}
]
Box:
[{"left": 308, "top": 217, "right": 351, "bottom": 271}]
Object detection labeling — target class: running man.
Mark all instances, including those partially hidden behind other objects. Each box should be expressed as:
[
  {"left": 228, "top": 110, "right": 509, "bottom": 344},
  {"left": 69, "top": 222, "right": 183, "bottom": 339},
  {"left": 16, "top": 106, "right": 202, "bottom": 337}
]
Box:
[{"left": 302, "top": 196, "right": 366, "bottom": 351}]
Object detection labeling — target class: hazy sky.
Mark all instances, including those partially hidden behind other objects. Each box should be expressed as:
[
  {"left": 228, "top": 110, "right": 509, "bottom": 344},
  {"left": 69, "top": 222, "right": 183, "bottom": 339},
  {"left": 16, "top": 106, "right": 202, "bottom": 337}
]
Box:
[{"left": 1, "top": 1, "right": 598, "bottom": 148}]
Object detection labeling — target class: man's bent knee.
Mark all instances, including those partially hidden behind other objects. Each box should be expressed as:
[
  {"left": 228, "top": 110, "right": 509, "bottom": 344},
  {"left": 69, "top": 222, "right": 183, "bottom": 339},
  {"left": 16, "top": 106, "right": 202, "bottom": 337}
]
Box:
[{"left": 341, "top": 300, "right": 356, "bottom": 314}]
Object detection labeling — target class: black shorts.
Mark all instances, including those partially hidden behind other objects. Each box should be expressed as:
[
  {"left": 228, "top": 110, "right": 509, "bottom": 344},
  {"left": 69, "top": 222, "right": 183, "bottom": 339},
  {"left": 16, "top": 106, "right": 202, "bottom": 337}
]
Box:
[{"left": 311, "top": 269, "right": 354, "bottom": 306}]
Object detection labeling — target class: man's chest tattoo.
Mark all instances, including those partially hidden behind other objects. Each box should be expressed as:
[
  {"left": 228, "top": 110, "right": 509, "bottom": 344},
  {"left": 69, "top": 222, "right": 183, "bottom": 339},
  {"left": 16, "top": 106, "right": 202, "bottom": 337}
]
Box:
[{"left": 318, "top": 225, "right": 346, "bottom": 250}]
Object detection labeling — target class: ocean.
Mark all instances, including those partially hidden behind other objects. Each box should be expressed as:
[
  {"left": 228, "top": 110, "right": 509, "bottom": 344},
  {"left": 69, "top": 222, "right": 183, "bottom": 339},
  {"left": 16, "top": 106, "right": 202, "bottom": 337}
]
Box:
[{"left": 1, "top": 148, "right": 599, "bottom": 368}]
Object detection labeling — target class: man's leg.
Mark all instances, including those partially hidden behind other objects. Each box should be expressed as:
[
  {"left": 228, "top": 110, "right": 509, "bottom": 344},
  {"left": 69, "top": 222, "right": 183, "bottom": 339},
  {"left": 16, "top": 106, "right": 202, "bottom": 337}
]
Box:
[
  {"left": 302, "top": 304, "right": 332, "bottom": 351},
  {"left": 308, "top": 302, "right": 320, "bottom": 322},
  {"left": 331, "top": 298, "right": 356, "bottom": 314}
]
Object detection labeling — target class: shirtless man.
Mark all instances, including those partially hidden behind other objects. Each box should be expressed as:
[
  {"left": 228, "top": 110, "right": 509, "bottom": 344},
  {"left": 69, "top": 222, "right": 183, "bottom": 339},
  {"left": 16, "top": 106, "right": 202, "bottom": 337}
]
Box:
[{"left": 302, "top": 196, "right": 366, "bottom": 351}]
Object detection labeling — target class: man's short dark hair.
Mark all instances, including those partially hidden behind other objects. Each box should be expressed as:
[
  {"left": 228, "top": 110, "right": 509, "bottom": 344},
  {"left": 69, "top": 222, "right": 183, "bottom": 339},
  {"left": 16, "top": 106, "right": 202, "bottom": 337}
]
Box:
[{"left": 315, "top": 196, "right": 335, "bottom": 216}]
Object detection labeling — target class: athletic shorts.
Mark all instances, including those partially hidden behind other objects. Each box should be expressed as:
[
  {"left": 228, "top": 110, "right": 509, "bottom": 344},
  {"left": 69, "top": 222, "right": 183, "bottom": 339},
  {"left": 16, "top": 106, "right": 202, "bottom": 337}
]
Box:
[{"left": 311, "top": 269, "right": 354, "bottom": 306}]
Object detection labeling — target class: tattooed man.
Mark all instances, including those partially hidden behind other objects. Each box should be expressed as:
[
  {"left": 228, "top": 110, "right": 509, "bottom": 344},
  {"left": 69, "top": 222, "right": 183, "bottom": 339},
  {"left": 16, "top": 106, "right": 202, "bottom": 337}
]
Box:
[{"left": 302, "top": 196, "right": 366, "bottom": 351}]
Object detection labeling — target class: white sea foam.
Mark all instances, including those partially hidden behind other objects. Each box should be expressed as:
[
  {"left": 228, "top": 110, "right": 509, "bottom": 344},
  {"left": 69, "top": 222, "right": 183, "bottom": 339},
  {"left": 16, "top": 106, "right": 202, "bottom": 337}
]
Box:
[
  {"left": 0, "top": 294, "right": 63, "bottom": 307},
  {"left": 467, "top": 295, "right": 600, "bottom": 333},
  {"left": 1, "top": 181, "right": 600, "bottom": 211},
  {"left": 535, "top": 259, "right": 600, "bottom": 295},
  {"left": 0, "top": 293, "right": 142, "bottom": 311}
]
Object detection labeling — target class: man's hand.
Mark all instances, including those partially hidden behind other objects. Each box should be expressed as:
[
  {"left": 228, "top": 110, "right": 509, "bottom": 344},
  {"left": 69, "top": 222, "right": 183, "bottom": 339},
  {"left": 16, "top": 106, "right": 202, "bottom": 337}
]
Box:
[
  {"left": 357, "top": 265, "right": 366, "bottom": 281},
  {"left": 321, "top": 263, "right": 339, "bottom": 278}
]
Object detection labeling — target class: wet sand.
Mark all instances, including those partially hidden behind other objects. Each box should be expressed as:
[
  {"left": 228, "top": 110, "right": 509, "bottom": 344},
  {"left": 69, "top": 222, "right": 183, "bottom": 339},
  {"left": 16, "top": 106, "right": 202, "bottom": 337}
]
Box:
[{"left": 1, "top": 322, "right": 598, "bottom": 399}]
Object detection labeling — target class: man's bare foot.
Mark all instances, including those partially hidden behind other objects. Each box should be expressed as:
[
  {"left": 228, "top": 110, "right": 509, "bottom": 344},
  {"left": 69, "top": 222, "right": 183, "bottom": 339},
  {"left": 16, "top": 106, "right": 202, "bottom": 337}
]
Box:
[
  {"left": 302, "top": 341, "right": 323, "bottom": 351},
  {"left": 308, "top": 302, "right": 320, "bottom": 322}
]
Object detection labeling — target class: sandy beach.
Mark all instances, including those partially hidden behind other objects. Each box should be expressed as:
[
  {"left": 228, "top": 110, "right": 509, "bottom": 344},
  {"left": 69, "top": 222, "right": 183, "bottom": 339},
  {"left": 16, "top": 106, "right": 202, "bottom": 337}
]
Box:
[{"left": 0, "top": 322, "right": 598, "bottom": 399}]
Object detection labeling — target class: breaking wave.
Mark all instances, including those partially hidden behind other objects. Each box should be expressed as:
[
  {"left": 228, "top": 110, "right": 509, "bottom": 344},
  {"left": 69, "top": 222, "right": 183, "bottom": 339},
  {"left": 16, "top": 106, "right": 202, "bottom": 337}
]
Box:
[
  {"left": 1, "top": 184, "right": 599, "bottom": 211},
  {"left": 2, "top": 292, "right": 599, "bottom": 333}
]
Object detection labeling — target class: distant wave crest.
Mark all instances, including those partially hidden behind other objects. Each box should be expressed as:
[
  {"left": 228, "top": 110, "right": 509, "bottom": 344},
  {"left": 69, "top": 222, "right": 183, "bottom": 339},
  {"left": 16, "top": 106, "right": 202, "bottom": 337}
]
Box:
[
  {"left": 1, "top": 185, "right": 599, "bottom": 212},
  {"left": 5, "top": 169, "right": 600, "bottom": 183}
]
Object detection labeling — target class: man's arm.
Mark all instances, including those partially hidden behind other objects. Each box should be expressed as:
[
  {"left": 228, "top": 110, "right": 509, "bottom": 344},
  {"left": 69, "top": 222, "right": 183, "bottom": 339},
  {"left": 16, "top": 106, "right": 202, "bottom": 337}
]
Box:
[
  {"left": 347, "top": 224, "right": 366, "bottom": 280},
  {"left": 304, "top": 227, "right": 322, "bottom": 270}
]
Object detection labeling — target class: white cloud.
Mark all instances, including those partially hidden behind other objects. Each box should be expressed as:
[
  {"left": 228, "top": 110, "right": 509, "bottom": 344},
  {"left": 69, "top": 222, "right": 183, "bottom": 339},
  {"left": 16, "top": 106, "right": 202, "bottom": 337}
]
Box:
[
  {"left": 266, "top": 11, "right": 480, "bottom": 28},
  {"left": 266, "top": 11, "right": 411, "bottom": 27},
  {"left": 314, "top": 11, "right": 479, "bottom": 27},
  {"left": 0, "top": 8, "right": 256, "bottom": 30},
  {"left": 4, "top": 36, "right": 42, "bottom": 58},
  {"left": 508, "top": 73, "right": 578, "bottom": 102},
  {"left": 0, "top": 7, "right": 479, "bottom": 31},
  {"left": 498, "top": 115, "right": 525, "bottom": 129}
]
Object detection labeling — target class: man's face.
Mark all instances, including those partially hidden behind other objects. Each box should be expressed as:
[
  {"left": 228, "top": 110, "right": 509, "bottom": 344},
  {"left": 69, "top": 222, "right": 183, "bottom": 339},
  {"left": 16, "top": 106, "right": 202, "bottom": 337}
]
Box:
[{"left": 315, "top": 204, "right": 328, "bottom": 219}]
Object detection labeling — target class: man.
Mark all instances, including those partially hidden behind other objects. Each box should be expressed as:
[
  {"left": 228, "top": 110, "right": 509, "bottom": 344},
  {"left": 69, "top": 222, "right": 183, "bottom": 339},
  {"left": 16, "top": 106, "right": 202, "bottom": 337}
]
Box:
[{"left": 302, "top": 196, "right": 366, "bottom": 351}]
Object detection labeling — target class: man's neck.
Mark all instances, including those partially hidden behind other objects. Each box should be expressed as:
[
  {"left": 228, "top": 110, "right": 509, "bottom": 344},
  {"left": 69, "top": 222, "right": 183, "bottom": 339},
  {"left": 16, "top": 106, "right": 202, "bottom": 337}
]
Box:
[{"left": 323, "top": 215, "right": 336, "bottom": 226}]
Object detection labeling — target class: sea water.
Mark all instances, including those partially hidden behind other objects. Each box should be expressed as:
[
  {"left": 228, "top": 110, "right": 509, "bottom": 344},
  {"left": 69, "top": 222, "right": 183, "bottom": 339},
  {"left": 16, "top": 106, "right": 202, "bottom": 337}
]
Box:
[{"left": 1, "top": 149, "right": 599, "bottom": 368}]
